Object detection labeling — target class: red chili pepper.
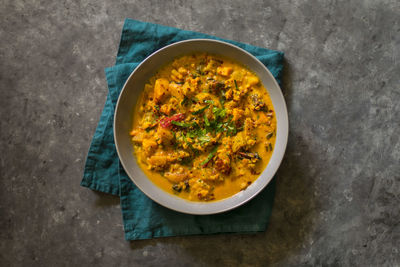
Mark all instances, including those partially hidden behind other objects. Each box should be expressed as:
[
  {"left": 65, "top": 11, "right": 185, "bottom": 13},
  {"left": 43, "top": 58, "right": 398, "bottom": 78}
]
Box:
[{"left": 159, "top": 113, "right": 185, "bottom": 128}]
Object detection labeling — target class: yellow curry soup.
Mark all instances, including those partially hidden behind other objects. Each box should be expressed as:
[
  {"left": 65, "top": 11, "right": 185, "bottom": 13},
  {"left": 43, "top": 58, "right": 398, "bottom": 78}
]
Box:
[{"left": 130, "top": 53, "right": 276, "bottom": 201}]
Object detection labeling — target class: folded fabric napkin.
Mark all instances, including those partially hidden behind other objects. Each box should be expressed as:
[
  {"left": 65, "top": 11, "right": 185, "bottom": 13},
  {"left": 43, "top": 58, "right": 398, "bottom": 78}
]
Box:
[{"left": 81, "top": 18, "right": 284, "bottom": 240}]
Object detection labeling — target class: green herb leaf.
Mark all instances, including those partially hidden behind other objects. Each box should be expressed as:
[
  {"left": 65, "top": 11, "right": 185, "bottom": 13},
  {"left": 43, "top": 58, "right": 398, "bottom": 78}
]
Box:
[
  {"left": 192, "top": 104, "right": 209, "bottom": 115},
  {"left": 201, "top": 146, "right": 218, "bottom": 166},
  {"left": 234, "top": 80, "right": 239, "bottom": 90},
  {"left": 171, "top": 121, "right": 195, "bottom": 127},
  {"left": 226, "top": 124, "right": 237, "bottom": 136},
  {"left": 212, "top": 107, "right": 226, "bottom": 120},
  {"left": 204, "top": 114, "right": 210, "bottom": 127},
  {"left": 215, "top": 124, "right": 223, "bottom": 133},
  {"left": 186, "top": 131, "right": 196, "bottom": 139},
  {"left": 266, "top": 132, "right": 273, "bottom": 140},
  {"left": 198, "top": 135, "right": 211, "bottom": 145},
  {"left": 181, "top": 96, "right": 189, "bottom": 106},
  {"left": 145, "top": 125, "right": 157, "bottom": 132}
]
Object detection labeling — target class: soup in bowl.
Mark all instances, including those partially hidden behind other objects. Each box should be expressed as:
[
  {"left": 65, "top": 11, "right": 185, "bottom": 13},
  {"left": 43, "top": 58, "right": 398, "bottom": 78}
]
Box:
[{"left": 114, "top": 39, "right": 288, "bottom": 214}]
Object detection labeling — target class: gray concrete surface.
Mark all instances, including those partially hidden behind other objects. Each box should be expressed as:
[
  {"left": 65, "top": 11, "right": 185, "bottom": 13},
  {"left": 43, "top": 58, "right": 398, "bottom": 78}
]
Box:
[{"left": 1, "top": 0, "right": 399, "bottom": 266}]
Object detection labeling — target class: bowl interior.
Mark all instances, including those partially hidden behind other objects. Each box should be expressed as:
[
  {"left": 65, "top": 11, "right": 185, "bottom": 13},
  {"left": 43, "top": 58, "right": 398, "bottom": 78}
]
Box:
[{"left": 114, "top": 39, "right": 288, "bottom": 215}]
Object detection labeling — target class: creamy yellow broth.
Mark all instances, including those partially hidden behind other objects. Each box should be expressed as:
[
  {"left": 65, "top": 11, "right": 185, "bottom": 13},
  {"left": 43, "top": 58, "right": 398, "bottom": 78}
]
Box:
[{"left": 130, "top": 53, "right": 276, "bottom": 201}]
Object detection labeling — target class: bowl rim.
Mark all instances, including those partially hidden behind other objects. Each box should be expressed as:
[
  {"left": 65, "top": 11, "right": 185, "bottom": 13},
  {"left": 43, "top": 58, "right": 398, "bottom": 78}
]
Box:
[{"left": 114, "top": 38, "right": 288, "bottom": 215}]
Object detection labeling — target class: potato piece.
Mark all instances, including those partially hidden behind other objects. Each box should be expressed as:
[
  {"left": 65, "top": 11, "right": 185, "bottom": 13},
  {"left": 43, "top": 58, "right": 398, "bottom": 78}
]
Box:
[
  {"left": 244, "top": 75, "right": 259, "bottom": 88},
  {"left": 147, "top": 154, "right": 168, "bottom": 169},
  {"left": 230, "top": 70, "right": 245, "bottom": 81},
  {"left": 217, "top": 66, "right": 233, "bottom": 76},
  {"left": 164, "top": 164, "right": 188, "bottom": 183},
  {"left": 155, "top": 125, "right": 174, "bottom": 145},
  {"left": 164, "top": 171, "right": 188, "bottom": 183},
  {"left": 181, "top": 82, "right": 191, "bottom": 96},
  {"left": 130, "top": 130, "right": 145, "bottom": 144},
  {"left": 168, "top": 83, "right": 183, "bottom": 98},
  {"left": 153, "top": 78, "right": 170, "bottom": 102},
  {"left": 171, "top": 69, "right": 183, "bottom": 79},
  {"left": 142, "top": 138, "right": 158, "bottom": 155},
  {"left": 178, "top": 67, "right": 188, "bottom": 74},
  {"left": 232, "top": 132, "right": 247, "bottom": 152},
  {"left": 130, "top": 128, "right": 141, "bottom": 136},
  {"left": 195, "top": 92, "right": 213, "bottom": 102}
]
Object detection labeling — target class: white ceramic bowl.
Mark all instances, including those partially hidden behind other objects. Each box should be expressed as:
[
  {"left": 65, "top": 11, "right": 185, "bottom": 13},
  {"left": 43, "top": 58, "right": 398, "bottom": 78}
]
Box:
[{"left": 114, "top": 39, "right": 288, "bottom": 215}]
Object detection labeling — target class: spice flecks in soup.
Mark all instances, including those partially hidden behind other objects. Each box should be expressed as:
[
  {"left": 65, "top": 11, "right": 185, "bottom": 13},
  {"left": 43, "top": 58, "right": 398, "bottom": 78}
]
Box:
[{"left": 130, "top": 53, "right": 276, "bottom": 201}]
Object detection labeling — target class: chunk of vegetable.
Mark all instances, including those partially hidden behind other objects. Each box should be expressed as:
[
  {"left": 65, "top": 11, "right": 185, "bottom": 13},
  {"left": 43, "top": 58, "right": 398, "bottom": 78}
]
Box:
[
  {"left": 217, "top": 66, "right": 233, "bottom": 76},
  {"left": 153, "top": 78, "right": 170, "bottom": 102}
]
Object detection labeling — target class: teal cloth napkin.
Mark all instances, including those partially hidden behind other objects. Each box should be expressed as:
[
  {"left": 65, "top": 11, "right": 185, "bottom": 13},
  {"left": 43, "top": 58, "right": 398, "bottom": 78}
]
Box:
[{"left": 81, "top": 18, "right": 284, "bottom": 240}]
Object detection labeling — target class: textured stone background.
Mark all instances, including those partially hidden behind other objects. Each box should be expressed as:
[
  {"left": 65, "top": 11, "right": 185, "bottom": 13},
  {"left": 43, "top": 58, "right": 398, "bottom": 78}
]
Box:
[{"left": 1, "top": 0, "right": 399, "bottom": 266}]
